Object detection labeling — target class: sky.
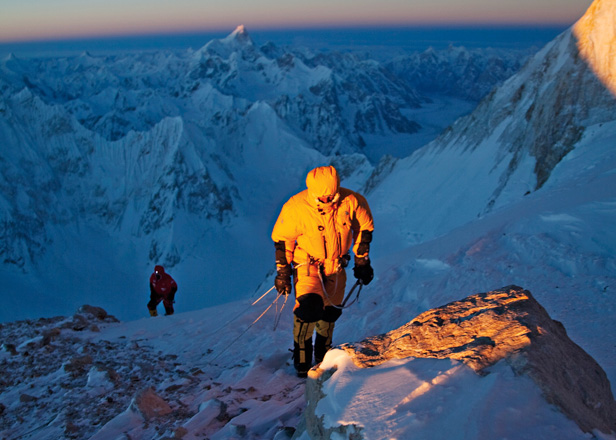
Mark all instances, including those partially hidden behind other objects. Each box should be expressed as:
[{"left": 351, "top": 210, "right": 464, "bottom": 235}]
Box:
[{"left": 0, "top": 0, "right": 593, "bottom": 43}]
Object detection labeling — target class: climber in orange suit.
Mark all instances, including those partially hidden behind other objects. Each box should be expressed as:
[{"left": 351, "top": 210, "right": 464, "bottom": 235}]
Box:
[{"left": 271, "top": 165, "right": 374, "bottom": 377}]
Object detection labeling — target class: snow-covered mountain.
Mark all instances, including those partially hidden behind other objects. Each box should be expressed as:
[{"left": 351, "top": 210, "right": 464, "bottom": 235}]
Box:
[
  {"left": 0, "top": 25, "right": 527, "bottom": 323},
  {"left": 1, "top": 0, "right": 616, "bottom": 437},
  {"left": 368, "top": 0, "right": 616, "bottom": 250},
  {"left": 386, "top": 45, "right": 532, "bottom": 101}
]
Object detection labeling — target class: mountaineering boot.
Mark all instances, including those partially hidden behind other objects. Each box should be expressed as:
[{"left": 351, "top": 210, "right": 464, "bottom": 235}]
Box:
[
  {"left": 293, "top": 316, "right": 315, "bottom": 378},
  {"left": 314, "top": 320, "right": 335, "bottom": 364},
  {"left": 149, "top": 309, "right": 158, "bottom": 317}
]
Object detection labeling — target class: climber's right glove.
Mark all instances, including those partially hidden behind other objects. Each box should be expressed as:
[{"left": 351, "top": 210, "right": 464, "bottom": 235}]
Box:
[
  {"left": 353, "top": 257, "right": 374, "bottom": 285},
  {"left": 274, "top": 265, "right": 293, "bottom": 295}
]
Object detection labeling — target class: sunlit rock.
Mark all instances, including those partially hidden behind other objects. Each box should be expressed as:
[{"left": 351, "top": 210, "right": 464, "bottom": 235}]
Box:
[
  {"left": 573, "top": 0, "right": 616, "bottom": 96},
  {"left": 307, "top": 286, "right": 616, "bottom": 436}
]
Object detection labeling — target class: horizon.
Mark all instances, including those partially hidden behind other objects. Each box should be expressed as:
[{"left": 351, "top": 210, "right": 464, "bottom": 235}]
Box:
[
  {"left": 0, "top": 24, "right": 570, "bottom": 59},
  {"left": 0, "top": 0, "right": 593, "bottom": 44},
  {"left": 0, "top": 21, "right": 577, "bottom": 44}
]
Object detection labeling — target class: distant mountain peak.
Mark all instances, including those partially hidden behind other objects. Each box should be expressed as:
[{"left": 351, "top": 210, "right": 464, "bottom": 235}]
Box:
[
  {"left": 200, "top": 25, "right": 254, "bottom": 58},
  {"left": 224, "top": 24, "right": 253, "bottom": 45},
  {"left": 232, "top": 24, "right": 247, "bottom": 36},
  {"left": 2, "top": 52, "right": 19, "bottom": 64}
]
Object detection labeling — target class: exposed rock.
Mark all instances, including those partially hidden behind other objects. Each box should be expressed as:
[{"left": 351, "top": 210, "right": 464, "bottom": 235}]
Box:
[
  {"left": 58, "top": 305, "right": 119, "bottom": 332},
  {"left": 63, "top": 355, "right": 93, "bottom": 376},
  {"left": 19, "top": 394, "right": 38, "bottom": 403},
  {"left": 309, "top": 285, "right": 616, "bottom": 435},
  {"left": 131, "top": 387, "right": 172, "bottom": 420},
  {"left": 76, "top": 305, "right": 119, "bottom": 324},
  {"left": 64, "top": 422, "right": 80, "bottom": 436},
  {"left": 1, "top": 343, "right": 17, "bottom": 355},
  {"left": 77, "top": 305, "right": 110, "bottom": 320},
  {"left": 41, "top": 328, "right": 61, "bottom": 346}
]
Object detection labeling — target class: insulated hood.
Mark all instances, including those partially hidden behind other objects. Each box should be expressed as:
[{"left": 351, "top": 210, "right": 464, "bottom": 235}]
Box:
[{"left": 305, "top": 166, "right": 340, "bottom": 202}]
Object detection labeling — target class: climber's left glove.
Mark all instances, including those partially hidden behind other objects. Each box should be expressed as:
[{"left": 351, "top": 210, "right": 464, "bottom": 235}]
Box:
[{"left": 353, "top": 257, "right": 374, "bottom": 285}]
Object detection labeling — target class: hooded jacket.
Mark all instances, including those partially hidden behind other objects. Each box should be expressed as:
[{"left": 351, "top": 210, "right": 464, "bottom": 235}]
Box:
[
  {"left": 149, "top": 265, "right": 178, "bottom": 298},
  {"left": 271, "top": 166, "right": 374, "bottom": 276}
]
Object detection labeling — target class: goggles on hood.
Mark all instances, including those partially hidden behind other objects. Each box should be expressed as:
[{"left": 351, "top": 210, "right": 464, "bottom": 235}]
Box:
[
  {"left": 316, "top": 193, "right": 340, "bottom": 205},
  {"left": 306, "top": 166, "right": 340, "bottom": 205},
  {"left": 154, "top": 265, "right": 164, "bottom": 280}
]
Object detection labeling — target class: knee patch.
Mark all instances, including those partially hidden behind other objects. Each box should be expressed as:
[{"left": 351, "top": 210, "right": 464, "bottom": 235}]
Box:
[
  {"left": 294, "top": 293, "right": 324, "bottom": 323},
  {"left": 322, "top": 305, "right": 342, "bottom": 323}
]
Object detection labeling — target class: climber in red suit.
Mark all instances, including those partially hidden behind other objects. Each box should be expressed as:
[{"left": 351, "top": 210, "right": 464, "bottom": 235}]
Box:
[{"left": 148, "top": 265, "right": 178, "bottom": 316}]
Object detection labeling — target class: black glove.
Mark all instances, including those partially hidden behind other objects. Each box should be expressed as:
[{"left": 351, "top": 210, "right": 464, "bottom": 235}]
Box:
[
  {"left": 274, "top": 265, "right": 293, "bottom": 295},
  {"left": 353, "top": 258, "right": 374, "bottom": 285}
]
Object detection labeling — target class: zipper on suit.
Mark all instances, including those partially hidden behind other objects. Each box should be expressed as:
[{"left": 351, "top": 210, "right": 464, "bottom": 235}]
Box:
[
  {"left": 337, "top": 232, "right": 342, "bottom": 256},
  {"left": 322, "top": 236, "right": 327, "bottom": 259}
]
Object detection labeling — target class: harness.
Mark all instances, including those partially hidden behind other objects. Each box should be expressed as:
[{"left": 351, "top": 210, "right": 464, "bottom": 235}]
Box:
[
  {"left": 293, "top": 196, "right": 363, "bottom": 309},
  {"left": 304, "top": 252, "right": 348, "bottom": 275},
  {"left": 297, "top": 253, "right": 360, "bottom": 310}
]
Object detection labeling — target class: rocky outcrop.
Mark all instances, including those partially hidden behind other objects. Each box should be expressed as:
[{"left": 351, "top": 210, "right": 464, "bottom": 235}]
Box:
[
  {"left": 307, "top": 286, "right": 616, "bottom": 436},
  {"left": 132, "top": 387, "right": 173, "bottom": 420}
]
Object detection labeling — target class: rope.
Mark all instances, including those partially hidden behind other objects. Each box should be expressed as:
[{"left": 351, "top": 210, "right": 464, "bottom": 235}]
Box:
[
  {"left": 272, "top": 292, "right": 289, "bottom": 331},
  {"left": 317, "top": 265, "right": 364, "bottom": 310},
  {"left": 341, "top": 280, "right": 363, "bottom": 307},
  {"left": 206, "top": 262, "right": 363, "bottom": 364},
  {"left": 252, "top": 285, "right": 276, "bottom": 306},
  {"left": 14, "top": 415, "right": 57, "bottom": 439},
  {"left": 208, "top": 290, "right": 287, "bottom": 362},
  {"left": 199, "top": 285, "right": 276, "bottom": 341}
]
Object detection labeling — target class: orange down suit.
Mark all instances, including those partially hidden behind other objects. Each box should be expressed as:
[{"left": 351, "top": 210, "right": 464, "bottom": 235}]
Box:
[{"left": 271, "top": 167, "right": 374, "bottom": 310}]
